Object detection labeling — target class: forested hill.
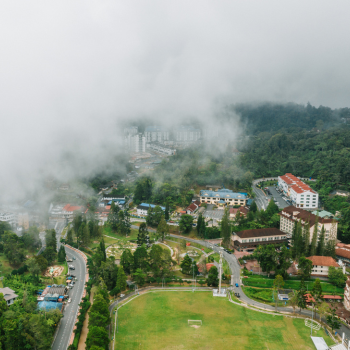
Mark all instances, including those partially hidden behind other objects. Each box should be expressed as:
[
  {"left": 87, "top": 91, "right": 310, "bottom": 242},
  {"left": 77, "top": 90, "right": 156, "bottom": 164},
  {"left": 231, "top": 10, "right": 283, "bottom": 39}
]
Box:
[
  {"left": 232, "top": 102, "right": 350, "bottom": 135},
  {"left": 239, "top": 127, "right": 350, "bottom": 182}
]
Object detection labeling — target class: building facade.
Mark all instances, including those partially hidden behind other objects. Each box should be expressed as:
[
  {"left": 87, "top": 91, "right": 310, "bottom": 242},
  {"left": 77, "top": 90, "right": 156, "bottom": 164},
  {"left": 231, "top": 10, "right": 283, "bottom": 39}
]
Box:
[
  {"left": 136, "top": 203, "right": 165, "bottom": 216},
  {"left": 305, "top": 256, "right": 340, "bottom": 277},
  {"left": 278, "top": 173, "right": 318, "bottom": 209},
  {"left": 174, "top": 126, "right": 201, "bottom": 142},
  {"left": 125, "top": 133, "right": 146, "bottom": 153},
  {"left": 279, "top": 206, "right": 337, "bottom": 244},
  {"left": 199, "top": 189, "right": 247, "bottom": 206},
  {"left": 231, "top": 228, "right": 288, "bottom": 252},
  {"left": 147, "top": 142, "right": 176, "bottom": 155},
  {"left": 145, "top": 126, "right": 169, "bottom": 143},
  {"left": 0, "top": 212, "right": 16, "bottom": 227},
  {"left": 0, "top": 287, "right": 18, "bottom": 306}
]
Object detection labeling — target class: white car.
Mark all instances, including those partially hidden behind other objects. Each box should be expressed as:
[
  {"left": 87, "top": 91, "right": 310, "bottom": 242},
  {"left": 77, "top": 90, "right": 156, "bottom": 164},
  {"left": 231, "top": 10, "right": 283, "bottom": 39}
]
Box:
[{"left": 68, "top": 298, "right": 72, "bottom": 303}]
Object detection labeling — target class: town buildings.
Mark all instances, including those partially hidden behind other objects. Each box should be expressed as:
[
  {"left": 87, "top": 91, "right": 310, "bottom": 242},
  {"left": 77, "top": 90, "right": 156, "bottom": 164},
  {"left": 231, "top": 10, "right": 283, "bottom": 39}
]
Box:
[
  {"left": 229, "top": 206, "right": 249, "bottom": 219},
  {"left": 305, "top": 256, "right": 340, "bottom": 277},
  {"left": 136, "top": 203, "right": 165, "bottom": 216},
  {"left": 147, "top": 142, "right": 176, "bottom": 155},
  {"left": 125, "top": 133, "right": 146, "bottom": 154},
  {"left": 278, "top": 173, "right": 318, "bottom": 209},
  {"left": 231, "top": 228, "right": 288, "bottom": 252},
  {"left": 174, "top": 126, "right": 201, "bottom": 143},
  {"left": 199, "top": 189, "right": 247, "bottom": 207},
  {"left": 145, "top": 126, "right": 169, "bottom": 143},
  {"left": 336, "top": 243, "right": 350, "bottom": 267},
  {"left": 49, "top": 204, "right": 85, "bottom": 222},
  {"left": 186, "top": 201, "right": 200, "bottom": 214},
  {"left": 0, "top": 212, "right": 16, "bottom": 227},
  {"left": 0, "top": 287, "right": 18, "bottom": 306},
  {"left": 279, "top": 206, "right": 337, "bottom": 244}
]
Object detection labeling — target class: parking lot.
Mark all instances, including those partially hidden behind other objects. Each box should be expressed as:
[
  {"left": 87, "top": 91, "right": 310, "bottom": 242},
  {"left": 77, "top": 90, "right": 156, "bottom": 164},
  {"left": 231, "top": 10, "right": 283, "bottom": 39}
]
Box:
[{"left": 267, "top": 186, "right": 290, "bottom": 209}]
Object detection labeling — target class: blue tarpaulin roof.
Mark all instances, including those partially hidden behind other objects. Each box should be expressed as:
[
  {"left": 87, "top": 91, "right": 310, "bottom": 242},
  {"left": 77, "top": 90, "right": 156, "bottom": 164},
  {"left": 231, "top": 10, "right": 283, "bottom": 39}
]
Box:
[{"left": 37, "top": 301, "right": 62, "bottom": 311}]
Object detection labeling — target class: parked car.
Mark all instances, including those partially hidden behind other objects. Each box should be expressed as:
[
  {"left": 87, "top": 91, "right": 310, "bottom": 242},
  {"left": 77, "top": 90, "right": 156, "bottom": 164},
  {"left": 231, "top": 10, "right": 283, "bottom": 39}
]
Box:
[
  {"left": 69, "top": 266, "right": 75, "bottom": 270},
  {"left": 68, "top": 298, "right": 72, "bottom": 303},
  {"left": 73, "top": 257, "right": 76, "bottom": 260},
  {"left": 235, "top": 283, "right": 239, "bottom": 287}
]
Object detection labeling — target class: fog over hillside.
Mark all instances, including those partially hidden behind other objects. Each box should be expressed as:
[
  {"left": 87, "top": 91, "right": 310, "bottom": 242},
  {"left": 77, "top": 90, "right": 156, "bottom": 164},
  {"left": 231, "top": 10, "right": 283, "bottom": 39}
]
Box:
[{"left": 1, "top": 1, "right": 350, "bottom": 201}]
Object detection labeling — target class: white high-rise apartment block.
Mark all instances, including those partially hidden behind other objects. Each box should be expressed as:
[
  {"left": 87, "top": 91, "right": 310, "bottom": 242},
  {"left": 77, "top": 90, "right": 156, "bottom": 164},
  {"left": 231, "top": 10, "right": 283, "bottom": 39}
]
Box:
[
  {"left": 125, "top": 133, "right": 146, "bottom": 153},
  {"left": 145, "top": 126, "right": 169, "bottom": 143},
  {"left": 175, "top": 126, "right": 201, "bottom": 142},
  {"left": 278, "top": 173, "right": 318, "bottom": 209}
]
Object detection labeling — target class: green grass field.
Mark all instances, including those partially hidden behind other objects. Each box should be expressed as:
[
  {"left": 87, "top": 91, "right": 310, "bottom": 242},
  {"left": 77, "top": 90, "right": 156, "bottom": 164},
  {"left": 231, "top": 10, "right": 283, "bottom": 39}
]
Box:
[
  {"left": 242, "top": 276, "right": 344, "bottom": 295},
  {"left": 114, "top": 291, "right": 334, "bottom": 350}
]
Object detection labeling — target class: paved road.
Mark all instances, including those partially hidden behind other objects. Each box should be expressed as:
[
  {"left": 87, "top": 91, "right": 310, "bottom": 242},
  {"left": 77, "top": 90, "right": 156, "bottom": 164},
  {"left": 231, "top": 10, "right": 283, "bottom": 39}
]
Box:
[
  {"left": 267, "top": 186, "right": 289, "bottom": 209},
  {"left": 252, "top": 185, "right": 269, "bottom": 210},
  {"left": 51, "top": 246, "right": 86, "bottom": 350}
]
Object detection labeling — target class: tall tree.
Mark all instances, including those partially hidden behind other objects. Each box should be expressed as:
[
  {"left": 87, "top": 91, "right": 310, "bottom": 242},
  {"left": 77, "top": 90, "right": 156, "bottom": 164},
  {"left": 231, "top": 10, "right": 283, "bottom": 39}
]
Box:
[
  {"left": 324, "top": 239, "right": 336, "bottom": 258},
  {"left": 82, "top": 223, "right": 90, "bottom": 246},
  {"left": 298, "top": 256, "right": 312, "bottom": 280},
  {"left": 133, "top": 245, "right": 149, "bottom": 271},
  {"left": 179, "top": 214, "right": 193, "bottom": 234},
  {"left": 255, "top": 244, "right": 278, "bottom": 277},
  {"left": 297, "top": 278, "right": 307, "bottom": 313},
  {"left": 118, "top": 209, "right": 131, "bottom": 237},
  {"left": 67, "top": 228, "right": 73, "bottom": 244},
  {"left": 120, "top": 249, "right": 133, "bottom": 274},
  {"left": 165, "top": 202, "right": 170, "bottom": 221},
  {"left": 156, "top": 216, "right": 169, "bottom": 242},
  {"left": 303, "top": 222, "right": 310, "bottom": 256},
  {"left": 99, "top": 238, "right": 106, "bottom": 262},
  {"left": 250, "top": 201, "right": 257, "bottom": 213},
  {"left": 221, "top": 208, "right": 231, "bottom": 248},
  {"left": 137, "top": 223, "right": 148, "bottom": 246},
  {"left": 107, "top": 201, "right": 120, "bottom": 231},
  {"left": 116, "top": 266, "right": 127, "bottom": 292},
  {"left": 316, "top": 225, "right": 325, "bottom": 256}
]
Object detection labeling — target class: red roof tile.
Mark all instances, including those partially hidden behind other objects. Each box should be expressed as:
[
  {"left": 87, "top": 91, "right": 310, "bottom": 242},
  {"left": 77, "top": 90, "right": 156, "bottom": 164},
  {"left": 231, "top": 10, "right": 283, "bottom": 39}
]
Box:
[
  {"left": 63, "top": 204, "right": 83, "bottom": 212},
  {"left": 306, "top": 256, "right": 339, "bottom": 267}
]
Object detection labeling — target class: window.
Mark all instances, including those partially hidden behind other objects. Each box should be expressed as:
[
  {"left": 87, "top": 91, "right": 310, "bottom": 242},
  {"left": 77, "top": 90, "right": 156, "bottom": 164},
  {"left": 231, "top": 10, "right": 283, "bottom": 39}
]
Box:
[
  {"left": 262, "top": 238, "right": 267, "bottom": 241},
  {"left": 275, "top": 237, "right": 279, "bottom": 240},
  {"left": 255, "top": 238, "right": 260, "bottom": 242},
  {"left": 249, "top": 239, "right": 254, "bottom": 242}
]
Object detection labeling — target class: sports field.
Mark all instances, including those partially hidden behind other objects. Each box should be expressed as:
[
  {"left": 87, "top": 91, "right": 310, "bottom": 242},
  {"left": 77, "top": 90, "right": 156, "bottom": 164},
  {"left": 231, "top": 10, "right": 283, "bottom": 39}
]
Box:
[{"left": 114, "top": 291, "right": 334, "bottom": 350}]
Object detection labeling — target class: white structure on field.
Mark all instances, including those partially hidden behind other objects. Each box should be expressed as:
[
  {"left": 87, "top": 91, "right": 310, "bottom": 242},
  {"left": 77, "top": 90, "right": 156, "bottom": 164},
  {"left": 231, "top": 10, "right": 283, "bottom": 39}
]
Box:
[
  {"left": 213, "top": 251, "right": 227, "bottom": 297},
  {"left": 278, "top": 173, "right": 318, "bottom": 209}
]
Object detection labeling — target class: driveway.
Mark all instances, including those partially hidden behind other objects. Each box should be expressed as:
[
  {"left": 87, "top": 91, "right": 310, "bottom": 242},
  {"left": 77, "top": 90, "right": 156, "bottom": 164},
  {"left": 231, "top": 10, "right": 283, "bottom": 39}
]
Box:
[{"left": 268, "top": 186, "right": 290, "bottom": 209}]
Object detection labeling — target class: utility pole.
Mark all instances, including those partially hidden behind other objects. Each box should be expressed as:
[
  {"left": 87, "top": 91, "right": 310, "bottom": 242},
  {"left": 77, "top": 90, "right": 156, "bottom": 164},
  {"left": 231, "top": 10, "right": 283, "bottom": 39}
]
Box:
[{"left": 219, "top": 251, "right": 223, "bottom": 294}]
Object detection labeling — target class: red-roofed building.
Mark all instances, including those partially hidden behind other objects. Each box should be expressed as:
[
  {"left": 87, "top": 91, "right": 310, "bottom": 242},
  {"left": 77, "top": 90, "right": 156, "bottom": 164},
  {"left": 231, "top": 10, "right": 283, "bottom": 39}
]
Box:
[
  {"left": 279, "top": 206, "right": 337, "bottom": 245},
  {"left": 186, "top": 201, "right": 200, "bottom": 214},
  {"left": 304, "top": 256, "right": 339, "bottom": 276},
  {"left": 278, "top": 173, "right": 318, "bottom": 209},
  {"left": 305, "top": 293, "right": 342, "bottom": 305},
  {"left": 229, "top": 206, "right": 249, "bottom": 219}
]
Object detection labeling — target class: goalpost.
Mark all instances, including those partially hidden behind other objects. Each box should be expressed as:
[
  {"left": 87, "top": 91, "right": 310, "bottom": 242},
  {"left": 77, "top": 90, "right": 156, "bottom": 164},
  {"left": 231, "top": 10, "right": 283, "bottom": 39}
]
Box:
[{"left": 188, "top": 320, "right": 202, "bottom": 326}]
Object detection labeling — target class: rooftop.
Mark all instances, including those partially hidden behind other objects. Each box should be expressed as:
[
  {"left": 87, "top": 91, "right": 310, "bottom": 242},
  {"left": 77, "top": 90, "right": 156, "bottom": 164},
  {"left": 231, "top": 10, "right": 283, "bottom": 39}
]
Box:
[
  {"left": 0, "top": 287, "right": 18, "bottom": 301},
  {"left": 138, "top": 203, "right": 166, "bottom": 211},
  {"left": 306, "top": 256, "right": 339, "bottom": 267},
  {"left": 279, "top": 206, "right": 335, "bottom": 226},
  {"left": 200, "top": 189, "right": 247, "bottom": 200},
  {"left": 234, "top": 228, "right": 286, "bottom": 239}
]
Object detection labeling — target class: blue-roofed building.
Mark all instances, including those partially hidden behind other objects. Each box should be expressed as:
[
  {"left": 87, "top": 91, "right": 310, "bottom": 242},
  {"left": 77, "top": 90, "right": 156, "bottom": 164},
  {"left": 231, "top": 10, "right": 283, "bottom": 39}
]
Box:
[
  {"left": 136, "top": 203, "right": 166, "bottom": 216},
  {"left": 199, "top": 189, "right": 248, "bottom": 207},
  {"left": 37, "top": 301, "right": 63, "bottom": 312}
]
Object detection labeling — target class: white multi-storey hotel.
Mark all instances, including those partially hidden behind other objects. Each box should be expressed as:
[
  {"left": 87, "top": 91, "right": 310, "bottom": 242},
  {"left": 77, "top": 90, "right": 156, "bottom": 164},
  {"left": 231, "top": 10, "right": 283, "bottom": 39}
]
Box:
[{"left": 278, "top": 173, "right": 318, "bottom": 209}]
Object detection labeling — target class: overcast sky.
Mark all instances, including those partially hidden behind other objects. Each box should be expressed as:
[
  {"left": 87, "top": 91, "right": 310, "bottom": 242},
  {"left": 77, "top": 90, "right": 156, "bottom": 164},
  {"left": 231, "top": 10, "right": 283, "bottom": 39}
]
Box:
[{"left": 1, "top": 1, "right": 350, "bottom": 201}]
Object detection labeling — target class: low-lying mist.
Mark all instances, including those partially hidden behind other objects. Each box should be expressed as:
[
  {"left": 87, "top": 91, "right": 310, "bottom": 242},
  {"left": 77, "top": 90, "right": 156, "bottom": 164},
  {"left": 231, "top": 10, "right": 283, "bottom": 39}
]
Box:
[{"left": 1, "top": 1, "right": 350, "bottom": 204}]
